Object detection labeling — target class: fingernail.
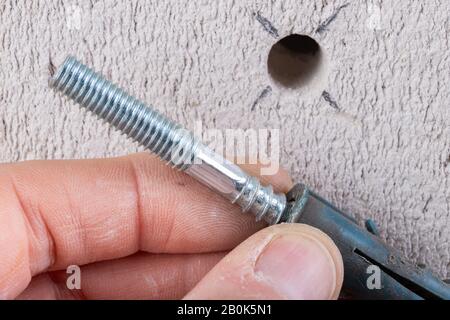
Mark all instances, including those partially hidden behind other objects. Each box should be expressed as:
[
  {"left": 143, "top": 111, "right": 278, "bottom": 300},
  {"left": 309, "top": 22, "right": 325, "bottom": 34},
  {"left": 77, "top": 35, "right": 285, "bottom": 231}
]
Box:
[{"left": 255, "top": 233, "right": 337, "bottom": 300}]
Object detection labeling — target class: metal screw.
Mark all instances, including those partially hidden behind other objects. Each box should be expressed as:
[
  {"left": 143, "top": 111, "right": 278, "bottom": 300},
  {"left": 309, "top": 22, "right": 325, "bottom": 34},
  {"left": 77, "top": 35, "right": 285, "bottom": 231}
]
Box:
[{"left": 50, "top": 56, "right": 287, "bottom": 225}]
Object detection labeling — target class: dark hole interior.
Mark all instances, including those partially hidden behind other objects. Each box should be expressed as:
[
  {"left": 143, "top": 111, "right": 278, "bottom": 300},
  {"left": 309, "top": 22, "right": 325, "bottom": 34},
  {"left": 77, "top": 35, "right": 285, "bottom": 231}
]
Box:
[
  {"left": 278, "top": 34, "right": 320, "bottom": 55},
  {"left": 267, "top": 34, "right": 322, "bottom": 89}
]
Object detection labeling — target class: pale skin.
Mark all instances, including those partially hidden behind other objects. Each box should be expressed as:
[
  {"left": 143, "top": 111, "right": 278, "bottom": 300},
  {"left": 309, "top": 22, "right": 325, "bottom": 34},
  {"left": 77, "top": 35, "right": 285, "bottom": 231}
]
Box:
[{"left": 0, "top": 153, "right": 344, "bottom": 299}]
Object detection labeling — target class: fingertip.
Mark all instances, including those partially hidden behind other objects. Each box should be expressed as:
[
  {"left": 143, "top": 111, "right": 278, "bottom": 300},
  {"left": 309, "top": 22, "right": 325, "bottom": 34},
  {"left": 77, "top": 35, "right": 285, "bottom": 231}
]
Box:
[
  {"left": 257, "top": 224, "right": 344, "bottom": 300},
  {"left": 186, "top": 223, "right": 343, "bottom": 300}
]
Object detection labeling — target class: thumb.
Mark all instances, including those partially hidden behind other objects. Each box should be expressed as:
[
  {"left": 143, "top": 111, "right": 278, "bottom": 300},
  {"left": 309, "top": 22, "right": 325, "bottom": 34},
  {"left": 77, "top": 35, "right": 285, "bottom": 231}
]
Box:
[{"left": 185, "top": 224, "right": 344, "bottom": 300}]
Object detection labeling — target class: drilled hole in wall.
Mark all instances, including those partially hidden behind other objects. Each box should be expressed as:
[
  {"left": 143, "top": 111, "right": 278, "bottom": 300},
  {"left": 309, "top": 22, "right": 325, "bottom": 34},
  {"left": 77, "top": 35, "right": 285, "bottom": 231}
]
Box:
[{"left": 268, "top": 34, "right": 324, "bottom": 90}]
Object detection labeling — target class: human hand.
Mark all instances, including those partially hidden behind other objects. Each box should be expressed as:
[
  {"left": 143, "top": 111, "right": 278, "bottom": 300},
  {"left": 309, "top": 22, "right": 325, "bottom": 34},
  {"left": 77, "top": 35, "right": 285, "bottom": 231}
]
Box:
[{"left": 0, "top": 153, "right": 343, "bottom": 299}]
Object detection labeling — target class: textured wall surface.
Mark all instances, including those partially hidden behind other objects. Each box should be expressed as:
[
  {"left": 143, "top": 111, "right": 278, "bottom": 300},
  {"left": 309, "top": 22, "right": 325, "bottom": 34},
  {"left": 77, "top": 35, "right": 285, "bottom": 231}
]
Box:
[{"left": 0, "top": 0, "right": 449, "bottom": 278}]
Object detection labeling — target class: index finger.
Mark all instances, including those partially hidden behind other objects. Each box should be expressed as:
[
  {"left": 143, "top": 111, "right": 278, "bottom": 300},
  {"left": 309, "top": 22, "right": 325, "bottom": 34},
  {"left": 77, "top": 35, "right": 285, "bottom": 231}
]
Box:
[{"left": 0, "top": 153, "right": 292, "bottom": 299}]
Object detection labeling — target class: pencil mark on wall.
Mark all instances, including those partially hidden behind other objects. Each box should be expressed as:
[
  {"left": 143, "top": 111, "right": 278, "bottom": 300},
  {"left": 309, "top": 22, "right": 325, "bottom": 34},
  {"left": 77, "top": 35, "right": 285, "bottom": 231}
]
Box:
[
  {"left": 48, "top": 55, "right": 56, "bottom": 77},
  {"left": 316, "top": 3, "right": 350, "bottom": 34},
  {"left": 422, "top": 196, "right": 432, "bottom": 213},
  {"left": 423, "top": 105, "right": 431, "bottom": 123},
  {"left": 254, "top": 12, "right": 279, "bottom": 38},
  {"left": 321, "top": 90, "right": 340, "bottom": 111},
  {"left": 251, "top": 86, "right": 272, "bottom": 111}
]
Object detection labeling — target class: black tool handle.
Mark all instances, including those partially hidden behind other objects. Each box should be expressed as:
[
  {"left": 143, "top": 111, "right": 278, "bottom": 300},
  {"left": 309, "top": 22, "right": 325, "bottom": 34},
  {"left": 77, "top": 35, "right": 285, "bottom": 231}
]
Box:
[{"left": 283, "top": 184, "right": 450, "bottom": 300}]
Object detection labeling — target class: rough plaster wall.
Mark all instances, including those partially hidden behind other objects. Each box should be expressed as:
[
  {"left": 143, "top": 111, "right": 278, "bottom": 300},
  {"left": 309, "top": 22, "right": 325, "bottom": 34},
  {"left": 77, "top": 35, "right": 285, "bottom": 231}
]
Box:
[{"left": 0, "top": 0, "right": 449, "bottom": 278}]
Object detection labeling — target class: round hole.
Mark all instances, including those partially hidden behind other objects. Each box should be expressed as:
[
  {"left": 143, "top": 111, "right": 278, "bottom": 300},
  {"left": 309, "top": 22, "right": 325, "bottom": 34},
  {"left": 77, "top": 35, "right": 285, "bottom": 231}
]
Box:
[{"left": 268, "top": 34, "right": 324, "bottom": 90}]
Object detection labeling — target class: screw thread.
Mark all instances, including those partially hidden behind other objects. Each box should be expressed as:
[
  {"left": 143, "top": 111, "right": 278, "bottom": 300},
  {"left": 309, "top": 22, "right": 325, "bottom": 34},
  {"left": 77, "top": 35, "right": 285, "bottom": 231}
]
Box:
[
  {"left": 50, "top": 56, "right": 197, "bottom": 170},
  {"left": 50, "top": 56, "right": 286, "bottom": 225}
]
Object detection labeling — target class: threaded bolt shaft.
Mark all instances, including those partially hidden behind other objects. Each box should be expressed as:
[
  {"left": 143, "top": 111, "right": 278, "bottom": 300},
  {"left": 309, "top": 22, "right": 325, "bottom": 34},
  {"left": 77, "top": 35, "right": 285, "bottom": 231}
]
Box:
[{"left": 50, "top": 56, "right": 287, "bottom": 225}]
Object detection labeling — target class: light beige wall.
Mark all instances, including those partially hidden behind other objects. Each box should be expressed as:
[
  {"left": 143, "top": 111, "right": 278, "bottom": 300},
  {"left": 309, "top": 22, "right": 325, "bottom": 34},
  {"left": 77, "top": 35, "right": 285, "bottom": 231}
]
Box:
[{"left": 0, "top": 0, "right": 449, "bottom": 277}]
